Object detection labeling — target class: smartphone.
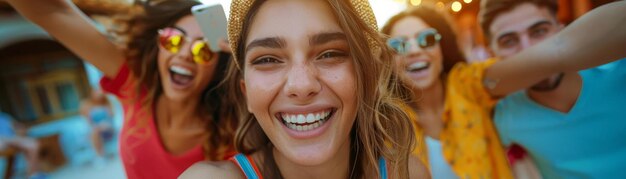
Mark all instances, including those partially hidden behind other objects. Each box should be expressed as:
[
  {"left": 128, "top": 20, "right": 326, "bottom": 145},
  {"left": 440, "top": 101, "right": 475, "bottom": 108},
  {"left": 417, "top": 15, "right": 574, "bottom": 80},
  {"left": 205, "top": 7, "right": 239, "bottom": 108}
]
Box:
[{"left": 192, "top": 3, "right": 228, "bottom": 52}]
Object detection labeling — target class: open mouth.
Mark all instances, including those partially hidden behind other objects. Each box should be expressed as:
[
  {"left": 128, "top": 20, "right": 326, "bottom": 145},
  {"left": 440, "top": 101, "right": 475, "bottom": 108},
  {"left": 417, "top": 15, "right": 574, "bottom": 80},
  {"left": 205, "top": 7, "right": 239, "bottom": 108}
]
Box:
[
  {"left": 277, "top": 108, "right": 336, "bottom": 132},
  {"left": 169, "top": 65, "right": 195, "bottom": 86},
  {"left": 406, "top": 61, "right": 430, "bottom": 73}
]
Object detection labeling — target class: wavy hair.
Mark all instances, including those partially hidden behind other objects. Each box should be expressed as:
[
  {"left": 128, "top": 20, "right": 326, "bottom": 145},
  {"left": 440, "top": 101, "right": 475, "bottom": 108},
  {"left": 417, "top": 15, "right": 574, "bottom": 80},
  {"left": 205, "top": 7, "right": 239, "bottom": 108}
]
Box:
[
  {"left": 225, "top": 0, "right": 416, "bottom": 178},
  {"left": 111, "top": 0, "right": 236, "bottom": 160}
]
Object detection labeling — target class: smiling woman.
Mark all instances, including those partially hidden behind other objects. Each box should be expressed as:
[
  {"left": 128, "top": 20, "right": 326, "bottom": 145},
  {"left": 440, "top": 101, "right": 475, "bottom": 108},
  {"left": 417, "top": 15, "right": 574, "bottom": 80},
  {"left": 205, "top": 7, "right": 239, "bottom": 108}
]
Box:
[
  {"left": 180, "top": 0, "right": 429, "bottom": 178},
  {"left": 5, "top": 0, "right": 238, "bottom": 178}
]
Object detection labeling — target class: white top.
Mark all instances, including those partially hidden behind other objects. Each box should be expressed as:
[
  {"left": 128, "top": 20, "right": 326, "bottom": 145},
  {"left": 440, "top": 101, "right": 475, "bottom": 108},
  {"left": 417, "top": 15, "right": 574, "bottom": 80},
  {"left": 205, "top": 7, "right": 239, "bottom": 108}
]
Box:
[{"left": 426, "top": 136, "right": 460, "bottom": 179}]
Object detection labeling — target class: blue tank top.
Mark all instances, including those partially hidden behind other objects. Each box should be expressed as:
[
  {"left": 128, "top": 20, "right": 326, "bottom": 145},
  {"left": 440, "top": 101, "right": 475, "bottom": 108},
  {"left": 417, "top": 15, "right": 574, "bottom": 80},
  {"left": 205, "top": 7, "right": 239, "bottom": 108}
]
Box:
[{"left": 230, "top": 153, "right": 388, "bottom": 179}]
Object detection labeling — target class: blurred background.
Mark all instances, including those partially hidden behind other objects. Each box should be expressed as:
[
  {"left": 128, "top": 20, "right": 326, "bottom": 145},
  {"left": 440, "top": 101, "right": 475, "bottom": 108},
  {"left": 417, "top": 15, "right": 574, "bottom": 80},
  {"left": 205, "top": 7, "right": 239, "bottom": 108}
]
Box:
[{"left": 0, "top": 0, "right": 616, "bottom": 178}]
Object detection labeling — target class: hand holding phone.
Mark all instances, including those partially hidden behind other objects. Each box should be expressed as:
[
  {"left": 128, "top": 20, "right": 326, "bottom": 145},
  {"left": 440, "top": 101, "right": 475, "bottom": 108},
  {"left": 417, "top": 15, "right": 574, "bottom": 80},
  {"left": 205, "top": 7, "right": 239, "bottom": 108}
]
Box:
[{"left": 192, "top": 3, "right": 228, "bottom": 52}]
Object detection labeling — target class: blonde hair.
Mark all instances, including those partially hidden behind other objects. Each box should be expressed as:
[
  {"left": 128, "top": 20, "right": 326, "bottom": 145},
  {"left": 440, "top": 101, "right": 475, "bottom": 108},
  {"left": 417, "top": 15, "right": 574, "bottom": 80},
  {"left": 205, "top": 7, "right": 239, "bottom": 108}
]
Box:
[{"left": 225, "top": 0, "right": 416, "bottom": 178}]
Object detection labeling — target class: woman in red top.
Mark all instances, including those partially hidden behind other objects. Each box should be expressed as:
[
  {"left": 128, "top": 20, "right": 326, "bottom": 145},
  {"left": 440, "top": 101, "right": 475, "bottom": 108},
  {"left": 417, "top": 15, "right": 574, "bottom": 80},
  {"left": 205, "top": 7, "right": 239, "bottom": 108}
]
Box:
[{"left": 6, "top": 0, "right": 238, "bottom": 178}]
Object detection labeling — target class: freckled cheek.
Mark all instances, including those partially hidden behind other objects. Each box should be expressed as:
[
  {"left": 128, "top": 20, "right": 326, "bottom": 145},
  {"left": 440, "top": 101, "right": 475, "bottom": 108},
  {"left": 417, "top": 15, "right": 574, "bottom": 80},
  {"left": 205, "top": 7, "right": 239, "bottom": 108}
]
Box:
[
  {"left": 244, "top": 74, "right": 282, "bottom": 118},
  {"left": 321, "top": 66, "right": 357, "bottom": 106}
]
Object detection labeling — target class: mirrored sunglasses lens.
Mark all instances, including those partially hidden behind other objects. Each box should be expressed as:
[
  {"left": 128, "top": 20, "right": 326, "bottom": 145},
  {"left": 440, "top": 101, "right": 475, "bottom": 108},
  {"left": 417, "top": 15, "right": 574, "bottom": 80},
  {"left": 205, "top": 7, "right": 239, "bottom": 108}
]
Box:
[
  {"left": 158, "top": 27, "right": 186, "bottom": 53},
  {"left": 192, "top": 41, "right": 212, "bottom": 64},
  {"left": 159, "top": 34, "right": 184, "bottom": 53},
  {"left": 388, "top": 39, "right": 406, "bottom": 54},
  {"left": 419, "top": 33, "right": 439, "bottom": 48}
]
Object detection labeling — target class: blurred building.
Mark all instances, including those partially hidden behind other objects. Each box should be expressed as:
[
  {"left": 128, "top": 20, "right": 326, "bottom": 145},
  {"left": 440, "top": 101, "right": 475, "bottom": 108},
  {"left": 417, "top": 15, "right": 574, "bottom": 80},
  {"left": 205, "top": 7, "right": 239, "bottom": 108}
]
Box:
[{"left": 0, "top": 0, "right": 131, "bottom": 177}]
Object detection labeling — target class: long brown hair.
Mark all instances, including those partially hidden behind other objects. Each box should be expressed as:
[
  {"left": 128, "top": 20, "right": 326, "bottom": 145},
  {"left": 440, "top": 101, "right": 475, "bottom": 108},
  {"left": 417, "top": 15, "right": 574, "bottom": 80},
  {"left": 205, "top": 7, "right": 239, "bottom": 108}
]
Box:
[
  {"left": 225, "top": 0, "right": 416, "bottom": 178},
  {"left": 113, "top": 0, "right": 236, "bottom": 160},
  {"left": 381, "top": 5, "right": 466, "bottom": 75}
]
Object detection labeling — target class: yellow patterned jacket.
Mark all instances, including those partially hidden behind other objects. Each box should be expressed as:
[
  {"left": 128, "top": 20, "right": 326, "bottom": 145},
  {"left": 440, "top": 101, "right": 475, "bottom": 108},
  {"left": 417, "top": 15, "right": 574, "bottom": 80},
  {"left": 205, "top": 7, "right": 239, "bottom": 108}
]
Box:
[{"left": 409, "top": 59, "right": 513, "bottom": 179}]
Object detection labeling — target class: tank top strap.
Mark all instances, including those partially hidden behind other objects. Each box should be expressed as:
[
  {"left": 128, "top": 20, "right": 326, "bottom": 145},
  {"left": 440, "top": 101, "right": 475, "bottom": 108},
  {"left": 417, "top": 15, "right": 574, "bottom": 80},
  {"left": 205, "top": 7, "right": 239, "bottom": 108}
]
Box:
[
  {"left": 230, "top": 153, "right": 387, "bottom": 178},
  {"left": 229, "top": 153, "right": 263, "bottom": 179},
  {"left": 379, "top": 157, "right": 388, "bottom": 179}
]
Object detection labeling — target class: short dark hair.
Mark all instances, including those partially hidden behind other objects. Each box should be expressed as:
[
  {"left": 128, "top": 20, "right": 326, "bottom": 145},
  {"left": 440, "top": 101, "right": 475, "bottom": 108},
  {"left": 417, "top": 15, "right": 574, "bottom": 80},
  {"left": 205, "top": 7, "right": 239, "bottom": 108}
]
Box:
[
  {"left": 381, "top": 5, "right": 466, "bottom": 75},
  {"left": 479, "top": 0, "right": 558, "bottom": 43}
]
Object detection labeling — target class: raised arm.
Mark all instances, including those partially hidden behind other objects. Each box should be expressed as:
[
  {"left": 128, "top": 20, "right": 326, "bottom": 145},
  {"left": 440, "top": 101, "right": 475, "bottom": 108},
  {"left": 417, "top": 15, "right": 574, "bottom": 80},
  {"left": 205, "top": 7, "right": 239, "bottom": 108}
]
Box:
[
  {"left": 5, "top": 0, "right": 125, "bottom": 78},
  {"left": 485, "top": 1, "right": 626, "bottom": 96}
]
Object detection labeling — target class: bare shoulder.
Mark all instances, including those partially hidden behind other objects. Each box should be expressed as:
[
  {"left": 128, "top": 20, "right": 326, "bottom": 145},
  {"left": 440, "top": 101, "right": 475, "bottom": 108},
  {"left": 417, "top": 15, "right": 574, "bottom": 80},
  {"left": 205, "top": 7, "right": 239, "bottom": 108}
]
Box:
[
  {"left": 179, "top": 160, "right": 244, "bottom": 179},
  {"left": 409, "top": 156, "right": 431, "bottom": 179}
]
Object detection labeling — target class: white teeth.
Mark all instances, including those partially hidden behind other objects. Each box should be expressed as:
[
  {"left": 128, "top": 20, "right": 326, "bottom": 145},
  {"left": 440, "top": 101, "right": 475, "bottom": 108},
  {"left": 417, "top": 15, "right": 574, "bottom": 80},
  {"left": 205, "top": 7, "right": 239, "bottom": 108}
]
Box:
[
  {"left": 280, "top": 109, "right": 333, "bottom": 132},
  {"left": 297, "top": 114, "right": 306, "bottom": 124},
  {"left": 170, "top": 66, "right": 192, "bottom": 76},
  {"left": 289, "top": 115, "right": 298, "bottom": 123},
  {"left": 306, "top": 114, "right": 315, "bottom": 123},
  {"left": 407, "top": 62, "right": 429, "bottom": 71}
]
